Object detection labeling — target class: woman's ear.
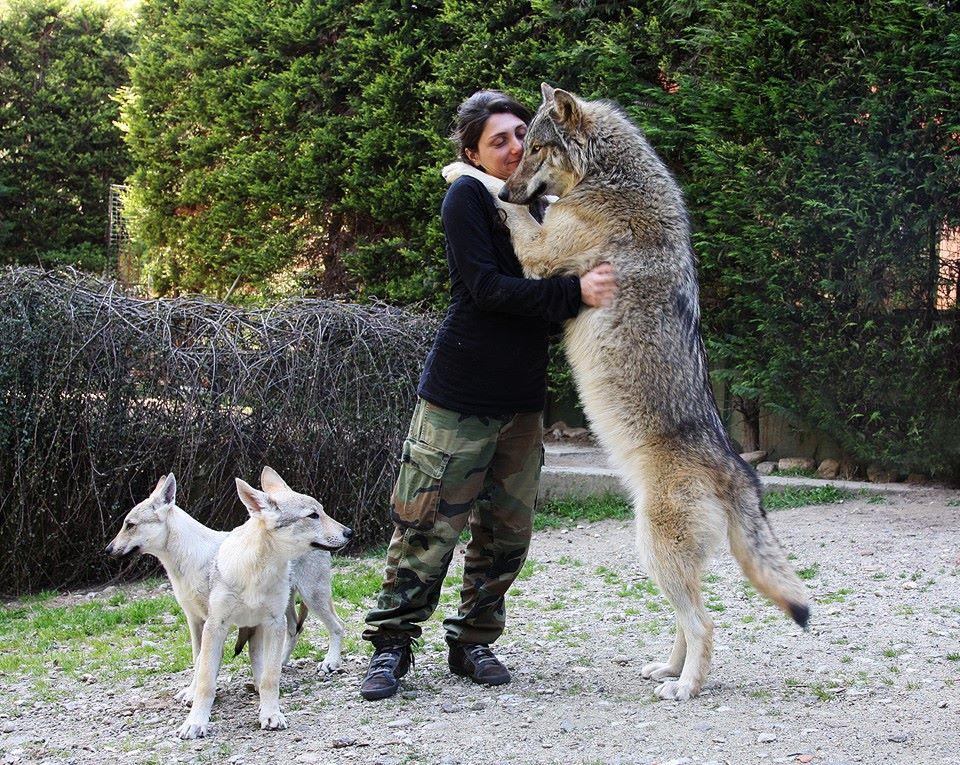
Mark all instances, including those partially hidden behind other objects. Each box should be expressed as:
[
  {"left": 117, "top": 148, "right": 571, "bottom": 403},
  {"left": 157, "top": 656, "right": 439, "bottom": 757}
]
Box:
[{"left": 464, "top": 148, "right": 480, "bottom": 167}]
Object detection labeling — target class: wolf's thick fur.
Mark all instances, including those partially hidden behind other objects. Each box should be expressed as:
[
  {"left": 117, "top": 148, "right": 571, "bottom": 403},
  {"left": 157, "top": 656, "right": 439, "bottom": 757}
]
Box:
[
  {"left": 106, "top": 470, "right": 351, "bottom": 735},
  {"left": 444, "top": 83, "right": 809, "bottom": 701}
]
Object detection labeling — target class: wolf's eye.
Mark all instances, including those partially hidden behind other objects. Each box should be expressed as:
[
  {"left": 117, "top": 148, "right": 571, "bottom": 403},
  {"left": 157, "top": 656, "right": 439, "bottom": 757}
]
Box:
[
  {"left": 124, "top": 521, "right": 136, "bottom": 530},
  {"left": 529, "top": 144, "right": 543, "bottom": 154},
  {"left": 307, "top": 512, "right": 320, "bottom": 519}
]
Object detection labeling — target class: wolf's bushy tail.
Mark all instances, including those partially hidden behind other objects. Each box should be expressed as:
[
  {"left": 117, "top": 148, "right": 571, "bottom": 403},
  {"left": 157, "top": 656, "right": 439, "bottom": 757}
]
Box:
[{"left": 726, "top": 478, "right": 810, "bottom": 629}]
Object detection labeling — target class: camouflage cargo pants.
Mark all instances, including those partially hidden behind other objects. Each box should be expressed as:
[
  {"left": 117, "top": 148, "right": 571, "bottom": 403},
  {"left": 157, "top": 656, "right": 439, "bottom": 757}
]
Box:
[{"left": 363, "top": 397, "right": 543, "bottom": 647}]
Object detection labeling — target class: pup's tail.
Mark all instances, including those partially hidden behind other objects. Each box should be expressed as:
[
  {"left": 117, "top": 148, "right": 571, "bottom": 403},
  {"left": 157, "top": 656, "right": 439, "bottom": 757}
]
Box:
[
  {"left": 726, "top": 473, "right": 810, "bottom": 629},
  {"left": 234, "top": 627, "right": 253, "bottom": 657}
]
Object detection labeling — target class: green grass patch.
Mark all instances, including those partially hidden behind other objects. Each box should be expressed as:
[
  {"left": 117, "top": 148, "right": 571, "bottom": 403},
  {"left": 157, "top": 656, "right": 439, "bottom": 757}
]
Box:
[
  {"left": 797, "top": 563, "right": 820, "bottom": 580},
  {"left": 534, "top": 492, "right": 631, "bottom": 530},
  {"left": 764, "top": 485, "right": 854, "bottom": 510}
]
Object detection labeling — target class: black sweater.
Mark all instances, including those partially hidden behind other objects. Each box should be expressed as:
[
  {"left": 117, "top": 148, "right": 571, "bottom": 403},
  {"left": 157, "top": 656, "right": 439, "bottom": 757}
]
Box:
[{"left": 417, "top": 176, "right": 582, "bottom": 416}]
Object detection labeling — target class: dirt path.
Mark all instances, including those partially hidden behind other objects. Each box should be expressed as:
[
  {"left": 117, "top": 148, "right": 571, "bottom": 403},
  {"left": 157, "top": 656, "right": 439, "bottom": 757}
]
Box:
[{"left": 4, "top": 487, "right": 959, "bottom": 765}]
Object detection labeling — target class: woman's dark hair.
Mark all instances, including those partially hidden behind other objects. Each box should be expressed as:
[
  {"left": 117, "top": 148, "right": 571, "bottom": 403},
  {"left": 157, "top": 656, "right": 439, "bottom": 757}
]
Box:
[{"left": 450, "top": 90, "right": 533, "bottom": 164}]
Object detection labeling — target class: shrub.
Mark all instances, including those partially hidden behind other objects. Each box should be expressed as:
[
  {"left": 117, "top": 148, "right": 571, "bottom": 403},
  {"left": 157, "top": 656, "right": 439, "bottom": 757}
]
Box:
[{"left": 0, "top": 0, "right": 134, "bottom": 264}]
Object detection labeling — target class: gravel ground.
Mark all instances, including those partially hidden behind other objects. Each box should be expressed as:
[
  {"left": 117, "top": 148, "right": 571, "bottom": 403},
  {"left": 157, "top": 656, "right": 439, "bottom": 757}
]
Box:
[{"left": 3, "top": 486, "right": 959, "bottom": 765}]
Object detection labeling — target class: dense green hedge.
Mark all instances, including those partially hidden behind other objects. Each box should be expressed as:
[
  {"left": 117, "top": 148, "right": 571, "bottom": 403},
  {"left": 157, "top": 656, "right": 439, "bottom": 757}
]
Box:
[
  {"left": 0, "top": 0, "right": 134, "bottom": 267},
  {"left": 5, "top": 0, "right": 959, "bottom": 476}
]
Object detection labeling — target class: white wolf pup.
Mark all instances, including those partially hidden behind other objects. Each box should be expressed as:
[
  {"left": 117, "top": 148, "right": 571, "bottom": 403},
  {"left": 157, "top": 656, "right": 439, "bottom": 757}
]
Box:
[
  {"left": 444, "top": 83, "right": 809, "bottom": 701},
  {"left": 106, "top": 472, "right": 349, "bottom": 707},
  {"left": 176, "top": 466, "right": 352, "bottom": 738}
]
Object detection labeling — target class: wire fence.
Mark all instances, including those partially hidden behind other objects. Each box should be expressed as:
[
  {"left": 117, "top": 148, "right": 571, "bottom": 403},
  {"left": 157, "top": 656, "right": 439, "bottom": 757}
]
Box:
[{"left": 0, "top": 267, "right": 439, "bottom": 595}]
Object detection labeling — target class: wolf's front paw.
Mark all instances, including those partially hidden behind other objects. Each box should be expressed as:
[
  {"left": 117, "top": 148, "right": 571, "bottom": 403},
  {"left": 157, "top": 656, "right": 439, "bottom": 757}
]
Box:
[
  {"left": 177, "top": 719, "right": 209, "bottom": 739},
  {"left": 654, "top": 678, "right": 700, "bottom": 701},
  {"left": 259, "top": 708, "right": 288, "bottom": 731},
  {"left": 174, "top": 685, "right": 195, "bottom": 706}
]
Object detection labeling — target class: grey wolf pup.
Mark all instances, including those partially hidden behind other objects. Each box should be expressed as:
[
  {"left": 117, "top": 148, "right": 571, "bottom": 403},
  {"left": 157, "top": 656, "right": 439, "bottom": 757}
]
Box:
[
  {"left": 444, "top": 83, "right": 809, "bottom": 701},
  {"left": 105, "top": 470, "right": 350, "bottom": 730},
  {"left": 176, "top": 466, "right": 352, "bottom": 738}
]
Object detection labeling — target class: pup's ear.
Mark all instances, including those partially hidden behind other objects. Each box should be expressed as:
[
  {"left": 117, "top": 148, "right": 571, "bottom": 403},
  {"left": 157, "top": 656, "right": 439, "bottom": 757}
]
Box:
[
  {"left": 235, "top": 478, "right": 275, "bottom": 518},
  {"left": 551, "top": 88, "right": 582, "bottom": 131},
  {"left": 159, "top": 473, "right": 177, "bottom": 507},
  {"left": 152, "top": 475, "right": 167, "bottom": 495},
  {"left": 540, "top": 82, "right": 556, "bottom": 104},
  {"left": 260, "top": 465, "right": 292, "bottom": 496}
]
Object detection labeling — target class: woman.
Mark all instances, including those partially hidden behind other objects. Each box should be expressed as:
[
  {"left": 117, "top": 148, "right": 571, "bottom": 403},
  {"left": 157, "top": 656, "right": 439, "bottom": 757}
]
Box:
[{"left": 360, "top": 90, "right": 617, "bottom": 701}]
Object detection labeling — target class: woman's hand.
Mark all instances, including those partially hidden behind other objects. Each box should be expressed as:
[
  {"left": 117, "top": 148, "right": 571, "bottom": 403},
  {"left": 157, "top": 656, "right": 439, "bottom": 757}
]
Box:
[{"left": 579, "top": 263, "right": 618, "bottom": 308}]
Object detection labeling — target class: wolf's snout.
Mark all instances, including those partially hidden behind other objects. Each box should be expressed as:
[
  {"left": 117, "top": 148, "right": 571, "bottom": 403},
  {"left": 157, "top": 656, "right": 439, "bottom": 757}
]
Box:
[{"left": 497, "top": 186, "right": 511, "bottom": 202}]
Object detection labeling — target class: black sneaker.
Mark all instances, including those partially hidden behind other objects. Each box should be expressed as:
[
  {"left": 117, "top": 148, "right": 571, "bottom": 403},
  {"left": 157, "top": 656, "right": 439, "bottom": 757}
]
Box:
[
  {"left": 360, "top": 640, "right": 413, "bottom": 701},
  {"left": 448, "top": 642, "right": 511, "bottom": 686}
]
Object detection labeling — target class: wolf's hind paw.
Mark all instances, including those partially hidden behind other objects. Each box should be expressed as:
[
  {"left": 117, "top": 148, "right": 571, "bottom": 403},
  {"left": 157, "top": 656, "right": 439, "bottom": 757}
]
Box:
[
  {"left": 641, "top": 661, "right": 681, "bottom": 681},
  {"left": 654, "top": 678, "right": 700, "bottom": 701}
]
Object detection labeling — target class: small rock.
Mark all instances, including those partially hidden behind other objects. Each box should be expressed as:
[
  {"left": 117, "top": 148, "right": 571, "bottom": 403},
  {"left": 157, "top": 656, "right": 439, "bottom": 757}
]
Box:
[
  {"left": 756, "top": 461, "right": 777, "bottom": 476},
  {"left": 797, "top": 756, "right": 814, "bottom": 764},
  {"left": 332, "top": 738, "right": 357, "bottom": 748},
  {"left": 440, "top": 702, "right": 458, "bottom": 713},
  {"left": 756, "top": 732, "right": 777, "bottom": 743},
  {"left": 888, "top": 733, "right": 909, "bottom": 743},
  {"left": 740, "top": 450, "right": 767, "bottom": 466},
  {"left": 778, "top": 457, "right": 816, "bottom": 473},
  {"left": 385, "top": 718, "right": 412, "bottom": 729},
  {"left": 866, "top": 463, "right": 900, "bottom": 483},
  {"left": 816, "top": 459, "right": 840, "bottom": 479},
  {"left": 0, "top": 722, "right": 14, "bottom": 733}
]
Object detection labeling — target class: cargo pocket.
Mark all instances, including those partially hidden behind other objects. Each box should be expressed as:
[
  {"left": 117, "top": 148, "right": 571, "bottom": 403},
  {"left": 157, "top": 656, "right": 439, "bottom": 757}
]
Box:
[{"left": 390, "top": 438, "right": 451, "bottom": 531}]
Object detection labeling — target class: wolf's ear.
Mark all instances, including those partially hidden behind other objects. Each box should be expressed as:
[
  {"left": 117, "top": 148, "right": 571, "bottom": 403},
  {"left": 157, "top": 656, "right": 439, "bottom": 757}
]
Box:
[
  {"left": 236, "top": 478, "right": 275, "bottom": 518},
  {"left": 159, "top": 473, "right": 177, "bottom": 507},
  {"left": 540, "top": 81, "right": 556, "bottom": 104},
  {"left": 552, "top": 88, "right": 582, "bottom": 131},
  {"left": 260, "top": 465, "right": 292, "bottom": 496}
]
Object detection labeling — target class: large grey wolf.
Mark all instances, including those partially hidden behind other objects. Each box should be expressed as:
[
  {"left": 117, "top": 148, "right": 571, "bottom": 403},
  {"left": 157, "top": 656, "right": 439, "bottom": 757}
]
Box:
[
  {"left": 105, "top": 469, "right": 350, "bottom": 727},
  {"left": 175, "top": 466, "right": 352, "bottom": 738},
  {"left": 444, "top": 83, "right": 809, "bottom": 700}
]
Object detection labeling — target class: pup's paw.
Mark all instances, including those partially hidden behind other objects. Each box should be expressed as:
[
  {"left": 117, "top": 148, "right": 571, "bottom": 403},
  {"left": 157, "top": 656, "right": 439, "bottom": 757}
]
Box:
[
  {"left": 174, "top": 686, "right": 195, "bottom": 706},
  {"left": 319, "top": 655, "right": 341, "bottom": 673},
  {"left": 259, "top": 708, "right": 288, "bottom": 731},
  {"left": 654, "top": 678, "right": 700, "bottom": 701},
  {"left": 177, "top": 719, "right": 209, "bottom": 739},
  {"left": 641, "top": 661, "right": 682, "bottom": 681}
]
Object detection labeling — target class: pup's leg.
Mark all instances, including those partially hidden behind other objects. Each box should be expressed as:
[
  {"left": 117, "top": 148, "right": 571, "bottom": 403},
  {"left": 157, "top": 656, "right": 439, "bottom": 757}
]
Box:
[
  {"left": 175, "top": 616, "right": 205, "bottom": 705},
  {"left": 281, "top": 592, "right": 302, "bottom": 665},
  {"left": 178, "top": 619, "right": 228, "bottom": 739},
  {"left": 257, "top": 621, "right": 289, "bottom": 731},
  {"left": 298, "top": 567, "right": 343, "bottom": 672},
  {"left": 249, "top": 625, "right": 265, "bottom": 694}
]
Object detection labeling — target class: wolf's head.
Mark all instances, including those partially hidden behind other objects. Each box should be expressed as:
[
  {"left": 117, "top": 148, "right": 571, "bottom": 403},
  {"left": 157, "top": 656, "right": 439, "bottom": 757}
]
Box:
[
  {"left": 105, "top": 473, "right": 178, "bottom": 559},
  {"left": 499, "top": 83, "right": 593, "bottom": 205},
  {"left": 235, "top": 466, "right": 353, "bottom": 553}
]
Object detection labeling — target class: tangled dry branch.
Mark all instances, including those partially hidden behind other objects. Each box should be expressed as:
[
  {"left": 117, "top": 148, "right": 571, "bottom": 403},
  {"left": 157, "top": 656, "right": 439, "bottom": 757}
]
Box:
[{"left": 0, "top": 267, "right": 438, "bottom": 595}]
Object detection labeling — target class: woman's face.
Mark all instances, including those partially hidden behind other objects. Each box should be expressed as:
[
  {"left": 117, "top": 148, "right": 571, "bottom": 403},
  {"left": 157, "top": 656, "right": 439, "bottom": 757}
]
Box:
[{"left": 464, "top": 112, "right": 527, "bottom": 181}]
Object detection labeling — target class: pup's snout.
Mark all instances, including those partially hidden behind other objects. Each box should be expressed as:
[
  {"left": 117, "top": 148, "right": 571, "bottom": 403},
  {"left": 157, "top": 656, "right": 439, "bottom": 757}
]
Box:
[
  {"left": 343, "top": 527, "right": 353, "bottom": 540},
  {"left": 104, "top": 542, "right": 114, "bottom": 556}
]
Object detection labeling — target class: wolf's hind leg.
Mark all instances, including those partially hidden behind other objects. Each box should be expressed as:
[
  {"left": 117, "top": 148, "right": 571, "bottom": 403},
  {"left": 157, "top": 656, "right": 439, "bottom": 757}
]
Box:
[
  {"left": 641, "top": 509, "right": 715, "bottom": 701},
  {"left": 641, "top": 626, "right": 685, "bottom": 681},
  {"left": 648, "top": 555, "right": 713, "bottom": 701}
]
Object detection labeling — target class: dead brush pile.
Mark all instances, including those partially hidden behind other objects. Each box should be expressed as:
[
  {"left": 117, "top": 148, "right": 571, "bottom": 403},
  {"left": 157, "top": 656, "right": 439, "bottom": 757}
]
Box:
[{"left": 0, "top": 267, "right": 438, "bottom": 594}]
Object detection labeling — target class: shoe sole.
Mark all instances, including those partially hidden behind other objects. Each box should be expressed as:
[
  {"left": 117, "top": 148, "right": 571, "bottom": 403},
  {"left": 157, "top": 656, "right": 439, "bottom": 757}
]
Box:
[
  {"left": 449, "top": 664, "right": 511, "bottom": 686},
  {"left": 360, "top": 682, "right": 400, "bottom": 701}
]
